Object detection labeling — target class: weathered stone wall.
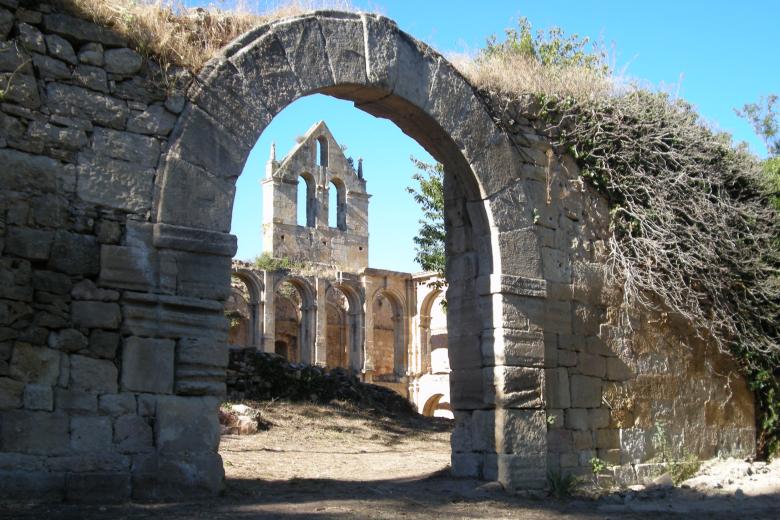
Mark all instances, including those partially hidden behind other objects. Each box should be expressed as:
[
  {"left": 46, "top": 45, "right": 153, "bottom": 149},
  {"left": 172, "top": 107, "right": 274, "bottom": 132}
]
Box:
[
  {"left": 473, "top": 95, "right": 756, "bottom": 481},
  {"left": 0, "top": 1, "right": 224, "bottom": 501},
  {"left": 0, "top": 1, "right": 756, "bottom": 500}
]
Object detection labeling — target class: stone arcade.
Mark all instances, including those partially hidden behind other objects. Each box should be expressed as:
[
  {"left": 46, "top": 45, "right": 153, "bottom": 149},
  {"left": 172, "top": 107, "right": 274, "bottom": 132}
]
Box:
[
  {"left": 0, "top": 3, "right": 756, "bottom": 501},
  {"left": 225, "top": 121, "right": 452, "bottom": 417}
]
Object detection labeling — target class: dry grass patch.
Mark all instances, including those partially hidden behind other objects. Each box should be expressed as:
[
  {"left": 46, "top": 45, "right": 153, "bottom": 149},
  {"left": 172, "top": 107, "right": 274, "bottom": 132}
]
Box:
[{"left": 55, "top": 0, "right": 359, "bottom": 72}]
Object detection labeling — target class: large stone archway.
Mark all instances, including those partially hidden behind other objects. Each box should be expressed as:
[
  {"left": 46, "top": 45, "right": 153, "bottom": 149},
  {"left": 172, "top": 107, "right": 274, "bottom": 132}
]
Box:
[{"left": 148, "top": 12, "right": 550, "bottom": 494}]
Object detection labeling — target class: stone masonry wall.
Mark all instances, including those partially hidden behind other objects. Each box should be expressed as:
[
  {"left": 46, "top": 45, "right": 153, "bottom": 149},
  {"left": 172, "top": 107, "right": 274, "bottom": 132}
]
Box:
[
  {"left": 0, "top": 1, "right": 224, "bottom": 501},
  {"left": 473, "top": 94, "right": 756, "bottom": 482},
  {"left": 0, "top": 0, "right": 757, "bottom": 500}
]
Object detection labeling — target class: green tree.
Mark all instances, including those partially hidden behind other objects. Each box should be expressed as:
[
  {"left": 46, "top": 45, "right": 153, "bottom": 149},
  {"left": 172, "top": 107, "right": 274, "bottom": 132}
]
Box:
[
  {"left": 406, "top": 157, "right": 444, "bottom": 273},
  {"left": 736, "top": 95, "right": 780, "bottom": 211}
]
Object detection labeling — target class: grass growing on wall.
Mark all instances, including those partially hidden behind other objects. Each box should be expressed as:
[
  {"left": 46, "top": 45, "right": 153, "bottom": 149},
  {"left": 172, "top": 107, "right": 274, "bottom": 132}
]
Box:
[{"left": 54, "top": 0, "right": 357, "bottom": 72}]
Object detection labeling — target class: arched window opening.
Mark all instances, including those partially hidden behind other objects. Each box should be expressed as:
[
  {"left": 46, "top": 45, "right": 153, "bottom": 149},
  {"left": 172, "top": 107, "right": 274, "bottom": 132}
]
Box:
[
  {"left": 297, "top": 174, "right": 315, "bottom": 227},
  {"left": 329, "top": 178, "right": 347, "bottom": 230},
  {"left": 317, "top": 136, "right": 328, "bottom": 167}
]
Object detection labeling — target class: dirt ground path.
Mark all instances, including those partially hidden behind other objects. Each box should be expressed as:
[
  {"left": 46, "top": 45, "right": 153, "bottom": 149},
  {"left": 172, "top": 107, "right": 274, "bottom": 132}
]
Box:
[{"left": 2, "top": 401, "right": 778, "bottom": 519}]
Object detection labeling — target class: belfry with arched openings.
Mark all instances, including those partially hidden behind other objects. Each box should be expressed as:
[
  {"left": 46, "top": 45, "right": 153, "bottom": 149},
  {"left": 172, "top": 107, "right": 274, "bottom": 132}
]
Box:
[{"left": 227, "top": 122, "right": 452, "bottom": 418}]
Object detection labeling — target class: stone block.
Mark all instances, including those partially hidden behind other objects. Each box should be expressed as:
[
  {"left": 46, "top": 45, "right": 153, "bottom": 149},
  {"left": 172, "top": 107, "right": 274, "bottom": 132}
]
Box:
[
  {"left": 0, "top": 410, "right": 69, "bottom": 454},
  {"left": 176, "top": 338, "right": 228, "bottom": 368},
  {"left": 596, "top": 429, "right": 620, "bottom": 449},
  {"left": 32, "top": 270, "right": 72, "bottom": 295},
  {"left": 137, "top": 394, "right": 156, "bottom": 417},
  {"left": 154, "top": 396, "right": 220, "bottom": 454},
  {"left": 450, "top": 452, "right": 481, "bottom": 478},
  {"left": 65, "top": 472, "right": 131, "bottom": 503},
  {"left": 5, "top": 227, "right": 53, "bottom": 260},
  {"left": 71, "top": 279, "right": 119, "bottom": 302},
  {"left": 606, "top": 357, "right": 633, "bottom": 381},
  {"left": 0, "top": 470, "right": 65, "bottom": 501},
  {"left": 23, "top": 384, "right": 53, "bottom": 411},
  {"left": 450, "top": 411, "right": 473, "bottom": 452},
  {"left": 71, "top": 301, "right": 121, "bottom": 329},
  {"left": 70, "top": 354, "right": 118, "bottom": 394},
  {"left": 0, "top": 72, "right": 39, "bottom": 107},
  {"left": 32, "top": 53, "right": 70, "bottom": 80},
  {"left": 570, "top": 375, "right": 602, "bottom": 408},
  {"left": 495, "top": 409, "right": 547, "bottom": 455},
  {"left": 88, "top": 329, "right": 119, "bottom": 359},
  {"left": 0, "top": 376, "right": 24, "bottom": 409},
  {"left": 70, "top": 415, "right": 112, "bottom": 451},
  {"left": 77, "top": 152, "right": 154, "bottom": 213},
  {"left": 589, "top": 408, "right": 611, "bottom": 429},
  {"left": 131, "top": 451, "right": 224, "bottom": 499},
  {"left": 47, "top": 328, "right": 88, "bottom": 353},
  {"left": 99, "top": 244, "right": 158, "bottom": 292},
  {"left": 45, "top": 34, "right": 77, "bottom": 64},
  {"left": 114, "top": 415, "right": 153, "bottom": 453},
  {"left": 43, "top": 13, "right": 126, "bottom": 46},
  {"left": 92, "top": 127, "right": 160, "bottom": 167},
  {"left": 483, "top": 453, "right": 547, "bottom": 490},
  {"left": 9, "top": 344, "right": 60, "bottom": 384},
  {"left": 104, "top": 48, "right": 142, "bottom": 75},
  {"left": 127, "top": 104, "right": 177, "bottom": 136},
  {"left": 0, "top": 148, "right": 62, "bottom": 194},
  {"left": 547, "top": 409, "right": 564, "bottom": 429},
  {"left": 558, "top": 348, "right": 577, "bottom": 367},
  {"left": 121, "top": 336, "right": 174, "bottom": 394},
  {"left": 48, "top": 452, "right": 130, "bottom": 474},
  {"left": 72, "top": 64, "right": 109, "bottom": 93},
  {"left": 544, "top": 367, "right": 570, "bottom": 409},
  {"left": 98, "top": 393, "right": 136, "bottom": 416},
  {"left": 484, "top": 366, "right": 543, "bottom": 408},
  {"left": 572, "top": 430, "right": 593, "bottom": 450},
  {"left": 449, "top": 368, "right": 484, "bottom": 410},
  {"left": 578, "top": 352, "right": 606, "bottom": 378},
  {"left": 54, "top": 387, "right": 97, "bottom": 412},
  {"left": 78, "top": 42, "right": 104, "bottom": 66},
  {"left": 47, "top": 83, "right": 128, "bottom": 129},
  {"left": 542, "top": 247, "right": 572, "bottom": 284},
  {"left": 565, "top": 408, "right": 589, "bottom": 431},
  {"left": 547, "top": 428, "right": 573, "bottom": 453}
]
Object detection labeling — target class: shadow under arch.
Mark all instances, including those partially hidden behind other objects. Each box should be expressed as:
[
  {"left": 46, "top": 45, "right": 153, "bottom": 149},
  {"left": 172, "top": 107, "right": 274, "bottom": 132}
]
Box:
[{"left": 150, "top": 11, "right": 549, "bottom": 493}]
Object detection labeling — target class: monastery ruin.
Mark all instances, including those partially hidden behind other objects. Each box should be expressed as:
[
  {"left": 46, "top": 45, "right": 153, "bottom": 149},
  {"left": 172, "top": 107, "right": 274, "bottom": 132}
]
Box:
[
  {"left": 0, "top": 2, "right": 758, "bottom": 501},
  {"left": 225, "top": 121, "right": 452, "bottom": 417}
]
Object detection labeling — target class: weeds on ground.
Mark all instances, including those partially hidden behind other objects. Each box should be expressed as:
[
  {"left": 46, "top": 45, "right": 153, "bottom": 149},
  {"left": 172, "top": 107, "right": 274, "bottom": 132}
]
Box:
[
  {"left": 651, "top": 422, "right": 702, "bottom": 485},
  {"left": 547, "top": 471, "right": 579, "bottom": 498}
]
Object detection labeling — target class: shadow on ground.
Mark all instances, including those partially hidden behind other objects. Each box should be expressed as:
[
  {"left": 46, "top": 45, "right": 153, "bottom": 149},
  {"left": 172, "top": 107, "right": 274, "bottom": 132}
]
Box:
[{"left": 2, "top": 470, "right": 778, "bottom": 520}]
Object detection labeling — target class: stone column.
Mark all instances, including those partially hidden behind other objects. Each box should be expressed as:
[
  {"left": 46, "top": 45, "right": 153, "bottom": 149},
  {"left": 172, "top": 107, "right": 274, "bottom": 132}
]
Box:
[
  {"left": 314, "top": 277, "right": 328, "bottom": 366},
  {"left": 261, "top": 270, "right": 275, "bottom": 353}
]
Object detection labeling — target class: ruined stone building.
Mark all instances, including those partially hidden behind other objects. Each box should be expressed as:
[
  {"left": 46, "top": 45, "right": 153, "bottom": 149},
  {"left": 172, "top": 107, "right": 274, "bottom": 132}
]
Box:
[
  {"left": 0, "top": 5, "right": 758, "bottom": 499},
  {"left": 226, "top": 122, "right": 452, "bottom": 418}
]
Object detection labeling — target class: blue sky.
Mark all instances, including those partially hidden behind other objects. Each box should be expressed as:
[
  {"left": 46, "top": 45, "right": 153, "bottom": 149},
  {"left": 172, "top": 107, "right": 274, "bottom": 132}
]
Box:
[{"left": 204, "top": 0, "right": 780, "bottom": 272}]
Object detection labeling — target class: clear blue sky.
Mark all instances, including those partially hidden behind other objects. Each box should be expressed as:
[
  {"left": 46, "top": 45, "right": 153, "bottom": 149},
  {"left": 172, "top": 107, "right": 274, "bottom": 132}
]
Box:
[{"left": 191, "top": 1, "right": 780, "bottom": 272}]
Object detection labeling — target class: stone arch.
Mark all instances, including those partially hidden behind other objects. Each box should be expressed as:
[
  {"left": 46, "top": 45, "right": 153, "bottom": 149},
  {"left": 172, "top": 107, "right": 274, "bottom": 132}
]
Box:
[
  {"left": 151, "top": 11, "right": 549, "bottom": 492},
  {"left": 328, "top": 176, "right": 347, "bottom": 230},
  {"left": 274, "top": 275, "right": 316, "bottom": 364},
  {"left": 298, "top": 171, "right": 316, "bottom": 227},
  {"left": 328, "top": 280, "right": 365, "bottom": 371},
  {"left": 231, "top": 268, "right": 265, "bottom": 349},
  {"left": 370, "top": 287, "right": 407, "bottom": 378}
]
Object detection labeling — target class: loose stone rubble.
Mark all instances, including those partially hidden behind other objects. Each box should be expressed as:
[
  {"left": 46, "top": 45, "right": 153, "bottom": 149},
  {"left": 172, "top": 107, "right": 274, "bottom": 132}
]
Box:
[{"left": 0, "top": 0, "right": 757, "bottom": 501}]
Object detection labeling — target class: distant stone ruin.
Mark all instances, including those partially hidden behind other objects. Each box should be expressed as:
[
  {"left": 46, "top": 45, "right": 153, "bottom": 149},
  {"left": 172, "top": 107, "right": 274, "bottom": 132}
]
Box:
[
  {"left": 225, "top": 121, "right": 451, "bottom": 418},
  {"left": 0, "top": 2, "right": 755, "bottom": 501}
]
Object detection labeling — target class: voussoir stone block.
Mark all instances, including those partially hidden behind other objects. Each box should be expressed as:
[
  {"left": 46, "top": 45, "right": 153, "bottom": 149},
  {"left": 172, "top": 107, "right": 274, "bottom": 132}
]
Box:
[{"left": 120, "top": 336, "right": 174, "bottom": 394}]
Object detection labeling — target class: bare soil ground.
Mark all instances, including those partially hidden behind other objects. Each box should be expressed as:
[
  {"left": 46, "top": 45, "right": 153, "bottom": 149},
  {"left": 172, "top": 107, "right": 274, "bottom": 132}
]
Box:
[{"left": 2, "top": 401, "right": 779, "bottom": 519}]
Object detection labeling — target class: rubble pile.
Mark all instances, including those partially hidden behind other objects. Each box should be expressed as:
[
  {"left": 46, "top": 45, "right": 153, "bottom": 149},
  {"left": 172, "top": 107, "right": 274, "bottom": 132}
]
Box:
[{"left": 226, "top": 349, "right": 417, "bottom": 417}]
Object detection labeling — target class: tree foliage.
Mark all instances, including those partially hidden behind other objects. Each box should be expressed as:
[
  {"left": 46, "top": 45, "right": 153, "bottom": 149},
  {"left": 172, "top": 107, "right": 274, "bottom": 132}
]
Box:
[{"left": 406, "top": 157, "right": 445, "bottom": 274}]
